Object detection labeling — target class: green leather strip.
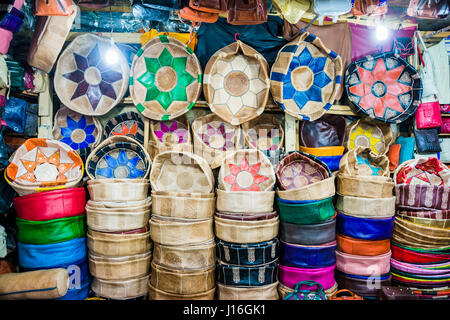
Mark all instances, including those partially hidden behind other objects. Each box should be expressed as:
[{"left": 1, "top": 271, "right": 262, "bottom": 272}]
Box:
[
  {"left": 16, "top": 215, "right": 86, "bottom": 245},
  {"left": 277, "top": 197, "right": 335, "bottom": 225},
  {"left": 136, "top": 48, "right": 144, "bottom": 57},
  {"left": 136, "top": 103, "right": 145, "bottom": 113},
  {"left": 161, "top": 114, "right": 170, "bottom": 121},
  {"left": 159, "top": 35, "right": 169, "bottom": 43},
  {"left": 129, "top": 76, "right": 133, "bottom": 85}
]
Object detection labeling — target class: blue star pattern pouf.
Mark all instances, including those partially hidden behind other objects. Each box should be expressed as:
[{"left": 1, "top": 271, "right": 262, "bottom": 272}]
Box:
[{"left": 270, "top": 32, "right": 342, "bottom": 121}]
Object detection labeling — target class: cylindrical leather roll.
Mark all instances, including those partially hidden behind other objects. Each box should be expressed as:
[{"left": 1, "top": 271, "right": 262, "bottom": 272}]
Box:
[
  {"left": 91, "top": 274, "right": 149, "bottom": 300},
  {"left": 391, "top": 259, "right": 450, "bottom": 276},
  {"left": 276, "top": 176, "right": 336, "bottom": 201},
  {"left": 150, "top": 262, "right": 215, "bottom": 295},
  {"left": 337, "top": 173, "right": 394, "bottom": 198},
  {"left": 151, "top": 192, "right": 215, "bottom": 219},
  {"left": 88, "top": 251, "right": 151, "bottom": 281},
  {"left": 0, "top": 269, "right": 69, "bottom": 300},
  {"left": 335, "top": 250, "right": 391, "bottom": 276},
  {"left": 279, "top": 218, "right": 336, "bottom": 245},
  {"left": 336, "top": 234, "right": 391, "bottom": 256},
  {"left": 216, "top": 238, "right": 279, "bottom": 266},
  {"left": 16, "top": 215, "right": 86, "bottom": 245},
  {"left": 395, "top": 184, "right": 450, "bottom": 211},
  {"left": 215, "top": 211, "right": 278, "bottom": 221},
  {"left": 279, "top": 264, "right": 336, "bottom": 290},
  {"left": 86, "top": 206, "right": 150, "bottom": 233},
  {"left": 13, "top": 188, "right": 86, "bottom": 221},
  {"left": 18, "top": 237, "right": 87, "bottom": 269},
  {"left": 336, "top": 212, "right": 394, "bottom": 241},
  {"left": 87, "top": 229, "right": 151, "bottom": 257},
  {"left": 87, "top": 179, "right": 150, "bottom": 202},
  {"left": 152, "top": 240, "right": 216, "bottom": 270},
  {"left": 217, "top": 281, "right": 279, "bottom": 300},
  {"left": 216, "top": 189, "right": 275, "bottom": 213},
  {"left": 336, "top": 195, "right": 395, "bottom": 218},
  {"left": 279, "top": 240, "right": 336, "bottom": 268},
  {"left": 278, "top": 281, "right": 338, "bottom": 300},
  {"left": 150, "top": 215, "right": 214, "bottom": 246},
  {"left": 335, "top": 271, "right": 391, "bottom": 298},
  {"left": 276, "top": 196, "right": 335, "bottom": 225},
  {"left": 216, "top": 260, "right": 278, "bottom": 287},
  {"left": 214, "top": 215, "right": 279, "bottom": 244},
  {"left": 147, "top": 282, "right": 215, "bottom": 300},
  {"left": 391, "top": 243, "right": 450, "bottom": 264}
]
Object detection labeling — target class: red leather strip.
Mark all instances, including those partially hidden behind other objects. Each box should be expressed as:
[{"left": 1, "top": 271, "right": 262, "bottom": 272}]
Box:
[
  {"left": 14, "top": 188, "right": 86, "bottom": 221},
  {"left": 391, "top": 244, "right": 450, "bottom": 264}
]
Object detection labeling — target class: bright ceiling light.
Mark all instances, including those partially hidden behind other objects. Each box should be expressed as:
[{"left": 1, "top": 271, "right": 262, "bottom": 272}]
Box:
[{"left": 376, "top": 24, "right": 389, "bottom": 41}]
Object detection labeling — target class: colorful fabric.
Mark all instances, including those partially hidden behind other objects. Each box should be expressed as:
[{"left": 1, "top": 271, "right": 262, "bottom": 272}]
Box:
[{"left": 346, "top": 52, "right": 422, "bottom": 123}]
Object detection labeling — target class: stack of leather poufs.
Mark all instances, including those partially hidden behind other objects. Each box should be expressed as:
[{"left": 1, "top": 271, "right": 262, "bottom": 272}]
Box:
[
  {"left": 215, "top": 150, "right": 279, "bottom": 300},
  {"left": 275, "top": 151, "right": 338, "bottom": 299},
  {"left": 149, "top": 151, "right": 216, "bottom": 300},
  {"left": 335, "top": 147, "right": 395, "bottom": 299},
  {"left": 85, "top": 136, "right": 152, "bottom": 300},
  {"left": 390, "top": 157, "right": 450, "bottom": 298}
]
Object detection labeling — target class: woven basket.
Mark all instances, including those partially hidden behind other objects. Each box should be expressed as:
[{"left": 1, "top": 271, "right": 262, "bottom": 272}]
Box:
[
  {"left": 147, "top": 282, "right": 215, "bottom": 300},
  {"left": 150, "top": 151, "right": 214, "bottom": 193},
  {"left": 150, "top": 215, "right": 214, "bottom": 246},
  {"left": 88, "top": 251, "right": 151, "bottom": 281},
  {"left": 86, "top": 136, "right": 151, "bottom": 180},
  {"left": 151, "top": 191, "right": 215, "bottom": 219},
  {"left": 337, "top": 173, "right": 394, "bottom": 198},
  {"left": 87, "top": 229, "right": 152, "bottom": 256},
  {"left": 276, "top": 176, "right": 335, "bottom": 201},
  {"left": 86, "top": 197, "right": 151, "bottom": 212},
  {"left": 216, "top": 189, "right": 275, "bottom": 213},
  {"left": 217, "top": 282, "right": 279, "bottom": 300},
  {"left": 336, "top": 195, "right": 395, "bottom": 218},
  {"left": 277, "top": 281, "right": 338, "bottom": 300},
  {"left": 103, "top": 111, "right": 145, "bottom": 145},
  {"left": 203, "top": 40, "right": 270, "bottom": 126},
  {"left": 130, "top": 35, "right": 202, "bottom": 121},
  {"left": 218, "top": 149, "right": 275, "bottom": 192},
  {"left": 339, "top": 146, "right": 390, "bottom": 177},
  {"left": 191, "top": 113, "right": 242, "bottom": 169},
  {"left": 152, "top": 240, "right": 215, "bottom": 270},
  {"left": 148, "top": 115, "right": 193, "bottom": 160},
  {"left": 394, "top": 158, "right": 450, "bottom": 187},
  {"left": 5, "top": 138, "right": 84, "bottom": 196},
  {"left": 344, "top": 119, "right": 393, "bottom": 155},
  {"left": 242, "top": 114, "right": 284, "bottom": 152},
  {"left": 91, "top": 274, "right": 149, "bottom": 300},
  {"left": 54, "top": 33, "right": 130, "bottom": 116},
  {"left": 150, "top": 262, "right": 215, "bottom": 295},
  {"left": 52, "top": 105, "right": 102, "bottom": 159},
  {"left": 270, "top": 32, "right": 342, "bottom": 122},
  {"left": 276, "top": 151, "right": 331, "bottom": 191},
  {"left": 86, "top": 205, "right": 150, "bottom": 232},
  {"left": 87, "top": 179, "right": 150, "bottom": 202},
  {"left": 214, "top": 215, "right": 279, "bottom": 244}
]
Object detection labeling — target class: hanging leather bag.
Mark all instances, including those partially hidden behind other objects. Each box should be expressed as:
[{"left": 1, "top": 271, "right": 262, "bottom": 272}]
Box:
[
  {"left": 189, "top": 0, "right": 227, "bottom": 13},
  {"left": 227, "top": 0, "right": 267, "bottom": 25},
  {"left": 407, "top": 0, "right": 449, "bottom": 19}
]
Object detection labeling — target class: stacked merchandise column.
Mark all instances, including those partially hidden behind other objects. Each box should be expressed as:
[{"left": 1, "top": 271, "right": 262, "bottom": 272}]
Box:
[
  {"left": 335, "top": 147, "right": 395, "bottom": 299},
  {"left": 390, "top": 158, "right": 450, "bottom": 297},
  {"left": 8, "top": 138, "right": 88, "bottom": 299},
  {"left": 275, "top": 151, "right": 338, "bottom": 299},
  {"left": 215, "top": 150, "right": 279, "bottom": 300},
  {"left": 148, "top": 151, "right": 216, "bottom": 300},
  {"left": 85, "top": 136, "right": 152, "bottom": 300}
]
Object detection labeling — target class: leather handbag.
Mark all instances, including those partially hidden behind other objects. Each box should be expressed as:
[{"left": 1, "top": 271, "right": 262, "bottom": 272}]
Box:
[
  {"left": 407, "top": 0, "right": 449, "bottom": 19},
  {"left": 280, "top": 218, "right": 336, "bottom": 245},
  {"left": 279, "top": 264, "right": 336, "bottom": 291},
  {"left": 217, "top": 260, "right": 278, "bottom": 287},
  {"left": 396, "top": 136, "right": 415, "bottom": 164},
  {"left": 329, "top": 289, "right": 364, "bottom": 300},
  {"left": 216, "top": 238, "right": 279, "bottom": 266},
  {"left": 387, "top": 144, "right": 401, "bottom": 171},
  {"left": 189, "top": 0, "right": 227, "bottom": 12},
  {"left": 34, "top": 0, "right": 75, "bottom": 16},
  {"left": 337, "top": 234, "right": 391, "bottom": 256},
  {"left": 351, "top": 0, "right": 388, "bottom": 17},
  {"left": 414, "top": 31, "right": 438, "bottom": 99},
  {"left": 283, "top": 281, "right": 327, "bottom": 300},
  {"left": 279, "top": 240, "right": 336, "bottom": 268},
  {"left": 414, "top": 126, "right": 441, "bottom": 154},
  {"left": 336, "top": 212, "right": 395, "bottom": 241},
  {"left": 227, "top": 0, "right": 267, "bottom": 25},
  {"left": 179, "top": 6, "right": 219, "bottom": 25},
  {"left": 415, "top": 100, "right": 442, "bottom": 129},
  {"left": 77, "top": 0, "right": 112, "bottom": 9},
  {"left": 271, "top": 0, "right": 310, "bottom": 25}
]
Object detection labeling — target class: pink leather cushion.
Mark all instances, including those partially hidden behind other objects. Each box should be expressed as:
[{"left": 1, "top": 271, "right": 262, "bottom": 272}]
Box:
[
  {"left": 279, "top": 264, "right": 336, "bottom": 290},
  {"left": 335, "top": 250, "right": 391, "bottom": 276},
  {"left": 0, "top": 28, "right": 13, "bottom": 55}
]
